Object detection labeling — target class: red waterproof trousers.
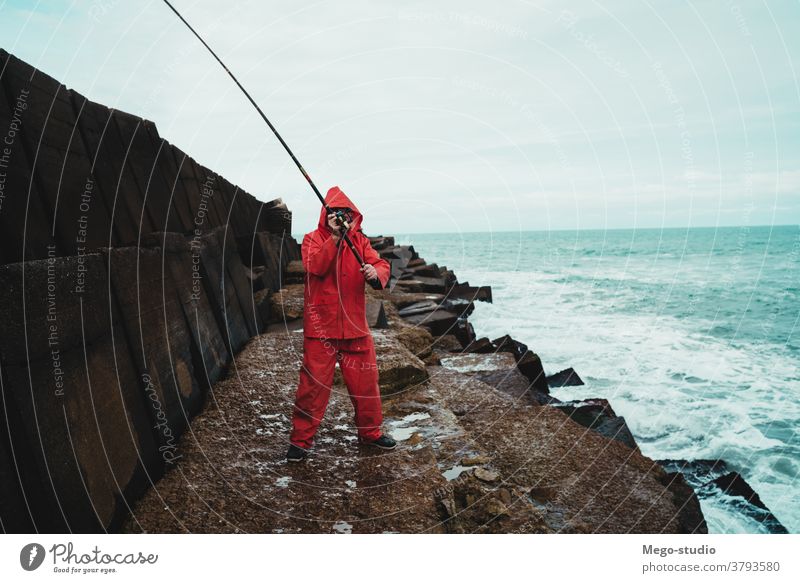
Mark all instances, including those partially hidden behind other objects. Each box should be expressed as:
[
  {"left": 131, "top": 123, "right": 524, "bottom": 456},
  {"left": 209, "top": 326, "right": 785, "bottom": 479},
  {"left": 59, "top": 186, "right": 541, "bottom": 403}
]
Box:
[{"left": 289, "top": 334, "right": 382, "bottom": 449}]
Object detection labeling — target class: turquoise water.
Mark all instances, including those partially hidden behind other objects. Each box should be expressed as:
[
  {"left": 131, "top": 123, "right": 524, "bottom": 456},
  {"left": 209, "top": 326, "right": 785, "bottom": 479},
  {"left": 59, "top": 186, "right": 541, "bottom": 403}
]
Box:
[{"left": 398, "top": 225, "right": 800, "bottom": 534}]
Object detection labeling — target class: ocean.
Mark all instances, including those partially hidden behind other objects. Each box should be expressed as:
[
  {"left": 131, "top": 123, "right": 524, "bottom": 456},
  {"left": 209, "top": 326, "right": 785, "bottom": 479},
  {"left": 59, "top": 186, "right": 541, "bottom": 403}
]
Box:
[{"left": 397, "top": 225, "right": 800, "bottom": 534}]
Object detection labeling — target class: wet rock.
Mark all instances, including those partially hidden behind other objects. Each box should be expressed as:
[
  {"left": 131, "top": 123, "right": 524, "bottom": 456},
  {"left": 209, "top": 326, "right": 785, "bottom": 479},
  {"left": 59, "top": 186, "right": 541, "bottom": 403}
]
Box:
[
  {"left": 406, "top": 263, "right": 441, "bottom": 278},
  {"left": 143, "top": 232, "right": 231, "bottom": 386},
  {"left": 490, "top": 334, "right": 526, "bottom": 358},
  {"left": 394, "top": 326, "right": 435, "bottom": 361},
  {"left": 442, "top": 297, "right": 474, "bottom": 318},
  {"left": 546, "top": 367, "right": 585, "bottom": 387},
  {"left": 453, "top": 319, "right": 477, "bottom": 348},
  {"left": 398, "top": 300, "right": 438, "bottom": 317},
  {"left": 473, "top": 367, "right": 556, "bottom": 405},
  {"left": 439, "top": 268, "right": 457, "bottom": 288},
  {"left": 269, "top": 284, "right": 305, "bottom": 322},
  {"left": 399, "top": 298, "right": 474, "bottom": 325},
  {"left": 550, "top": 399, "right": 639, "bottom": 450},
  {"left": 0, "top": 431, "right": 35, "bottom": 531},
  {"left": 405, "top": 433, "right": 424, "bottom": 446},
  {"left": 244, "top": 265, "right": 267, "bottom": 292},
  {"left": 474, "top": 467, "right": 499, "bottom": 482},
  {"left": 440, "top": 352, "right": 517, "bottom": 374},
  {"left": 196, "top": 227, "right": 259, "bottom": 350},
  {"left": 655, "top": 458, "right": 730, "bottom": 488},
  {"left": 371, "top": 330, "right": 429, "bottom": 397},
  {"left": 706, "top": 472, "right": 787, "bottom": 534},
  {"left": 105, "top": 245, "right": 203, "bottom": 437},
  {"left": 366, "top": 299, "right": 388, "bottom": 329},
  {"left": 461, "top": 455, "right": 491, "bottom": 466},
  {"left": 448, "top": 282, "right": 492, "bottom": 303},
  {"left": 253, "top": 289, "right": 271, "bottom": 327},
  {"left": 258, "top": 199, "right": 293, "bottom": 235},
  {"left": 402, "top": 309, "right": 459, "bottom": 337},
  {"left": 463, "top": 337, "right": 494, "bottom": 353},
  {"left": 416, "top": 276, "right": 448, "bottom": 293},
  {"left": 264, "top": 319, "right": 304, "bottom": 334},
  {"left": 655, "top": 470, "right": 708, "bottom": 534},
  {"left": 283, "top": 260, "right": 305, "bottom": 284},
  {"left": 483, "top": 498, "right": 510, "bottom": 518},
  {"left": 380, "top": 290, "right": 446, "bottom": 310},
  {"left": 238, "top": 231, "right": 296, "bottom": 292},
  {"left": 435, "top": 334, "right": 464, "bottom": 353},
  {"left": 491, "top": 335, "right": 549, "bottom": 393},
  {"left": 394, "top": 276, "right": 448, "bottom": 294},
  {"left": 379, "top": 245, "right": 415, "bottom": 267},
  {"left": 367, "top": 236, "right": 394, "bottom": 251},
  {"left": 529, "top": 485, "right": 559, "bottom": 502},
  {"left": 0, "top": 254, "right": 160, "bottom": 532}
]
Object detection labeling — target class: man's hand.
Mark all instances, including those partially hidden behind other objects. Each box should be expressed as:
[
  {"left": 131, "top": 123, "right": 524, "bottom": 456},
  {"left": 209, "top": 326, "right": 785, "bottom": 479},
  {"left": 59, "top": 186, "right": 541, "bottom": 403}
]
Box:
[
  {"left": 360, "top": 263, "right": 378, "bottom": 281},
  {"left": 327, "top": 213, "right": 348, "bottom": 241}
]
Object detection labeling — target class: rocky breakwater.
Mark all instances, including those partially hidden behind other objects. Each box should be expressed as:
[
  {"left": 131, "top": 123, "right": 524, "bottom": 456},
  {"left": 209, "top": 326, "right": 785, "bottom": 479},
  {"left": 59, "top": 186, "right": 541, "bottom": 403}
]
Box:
[
  {"left": 0, "top": 49, "right": 300, "bottom": 532},
  {"left": 121, "top": 236, "right": 709, "bottom": 534}
]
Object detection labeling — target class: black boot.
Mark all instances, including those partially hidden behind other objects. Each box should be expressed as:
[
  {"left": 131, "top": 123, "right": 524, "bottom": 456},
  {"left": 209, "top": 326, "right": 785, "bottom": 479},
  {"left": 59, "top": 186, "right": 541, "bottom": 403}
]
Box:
[
  {"left": 360, "top": 434, "right": 397, "bottom": 450},
  {"left": 286, "top": 443, "right": 309, "bottom": 462}
]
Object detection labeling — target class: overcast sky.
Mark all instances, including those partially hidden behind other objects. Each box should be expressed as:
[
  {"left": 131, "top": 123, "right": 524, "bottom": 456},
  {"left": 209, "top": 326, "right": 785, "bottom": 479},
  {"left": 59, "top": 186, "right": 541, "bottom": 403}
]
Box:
[{"left": 1, "top": 0, "right": 798, "bottom": 235}]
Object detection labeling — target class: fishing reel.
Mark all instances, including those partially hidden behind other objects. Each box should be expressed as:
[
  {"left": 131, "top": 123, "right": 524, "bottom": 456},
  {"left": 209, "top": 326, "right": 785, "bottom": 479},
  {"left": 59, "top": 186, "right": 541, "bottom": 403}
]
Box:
[{"left": 331, "top": 207, "right": 354, "bottom": 232}]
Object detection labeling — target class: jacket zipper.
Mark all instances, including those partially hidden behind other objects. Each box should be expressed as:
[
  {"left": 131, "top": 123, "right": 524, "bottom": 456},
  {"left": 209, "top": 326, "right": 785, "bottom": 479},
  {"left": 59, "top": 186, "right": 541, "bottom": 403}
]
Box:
[{"left": 337, "top": 245, "right": 343, "bottom": 338}]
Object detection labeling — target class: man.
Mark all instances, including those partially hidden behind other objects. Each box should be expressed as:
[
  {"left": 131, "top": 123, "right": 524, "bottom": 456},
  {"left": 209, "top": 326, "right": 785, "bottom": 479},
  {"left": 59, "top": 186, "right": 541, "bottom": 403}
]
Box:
[{"left": 286, "top": 186, "right": 397, "bottom": 462}]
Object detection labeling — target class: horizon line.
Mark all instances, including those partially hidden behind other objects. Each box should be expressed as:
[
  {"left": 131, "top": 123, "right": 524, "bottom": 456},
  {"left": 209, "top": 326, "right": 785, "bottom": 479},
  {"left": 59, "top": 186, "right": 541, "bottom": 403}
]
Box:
[{"left": 292, "top": 223, "right": 800, "bottom": 237}]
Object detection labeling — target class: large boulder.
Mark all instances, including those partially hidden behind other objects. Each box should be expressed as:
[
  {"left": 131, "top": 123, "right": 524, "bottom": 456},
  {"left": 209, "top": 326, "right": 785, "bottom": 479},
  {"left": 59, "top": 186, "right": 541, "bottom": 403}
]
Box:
[
  {"left": 367, "top": 235, "right": 394, "bottom": 250},
  {"left": 406, "top": 262, "right": 441, "bottom": 277},
  {"left": 440, "top": 352, "right": 517, "bottom": 373},
  {"left": 105, "top": 245, "right": 204, "bottom": 441},
  {"left": 236, "top": 231, "right": 290, "bottom": 292},
  {"left": 0, "top": 254, "right": 160, "bottom": 532},
  {"left": 706, "top": 472, "right": 788, "bottom": 534},
  {"left": 439, "top": 352, "right": 556, "bottom": 405},
  {"left": 371, "top": 330, "right": 429, "bottom": 397},
  {"left": 399, "top": 298, "right": 474, "bottom": 319},
  {"left": 475, "top": 368, "right": 558, "bottom": 405},
  {"left": 394, "top": 326, "right": 436, "bottom": 361},
  {"left": 143, "top": 232, "right": 231, "bottom": 386},
  {"left": 283, "top": 260, "right": 305, "bottom": 285},
  {"left": 380, "top": 291, "right": 446, "bottom": 310},
  {"left": 402, "top": 309, "right": 458, "bottom": 337},
  {"left": 195, "top": 227, "right": 258, "bottom": 352},
  {"left": 546, "top": 367, "right": 585, "bottom": 387},
  {"left": 269, "top": 284, "right": 305, "bottom": 322},
  {"left": 449, "top": 282, "right": 492, "bottom": 303},
  {"left": 492, "top": 335, "right": 549, "bottom": 393},
  {"left": 549, "top": 399, "right": 639, "bottom": 450},
  {"left": 462, "top": 337, "right": 494, "bottom": 353},
  {"left": 366, "top": 299, "right": 389, "bottom": 329}
]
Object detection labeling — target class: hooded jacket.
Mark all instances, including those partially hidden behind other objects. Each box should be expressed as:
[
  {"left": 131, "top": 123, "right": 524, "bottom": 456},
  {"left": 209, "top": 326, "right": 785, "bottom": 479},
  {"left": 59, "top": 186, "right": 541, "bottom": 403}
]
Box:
[{"left": 301, "top": 186, "right": 391, "bottom": 339}]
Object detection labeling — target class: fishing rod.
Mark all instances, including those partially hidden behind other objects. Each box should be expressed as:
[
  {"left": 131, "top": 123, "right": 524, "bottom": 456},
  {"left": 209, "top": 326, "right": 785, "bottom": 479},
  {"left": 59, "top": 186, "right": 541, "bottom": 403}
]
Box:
[{"left": 160, "top": 0, "right": 382, "bottom": 289}]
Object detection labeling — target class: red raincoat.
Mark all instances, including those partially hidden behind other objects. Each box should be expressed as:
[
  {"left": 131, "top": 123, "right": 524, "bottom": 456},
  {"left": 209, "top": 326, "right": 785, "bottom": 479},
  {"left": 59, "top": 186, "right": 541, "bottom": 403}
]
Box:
[
  {"left": 301, "top": 186, "right": 390, "bottom": 339},
  {"left": 289, "top": 186, "right": 391, "bottom": 449}
]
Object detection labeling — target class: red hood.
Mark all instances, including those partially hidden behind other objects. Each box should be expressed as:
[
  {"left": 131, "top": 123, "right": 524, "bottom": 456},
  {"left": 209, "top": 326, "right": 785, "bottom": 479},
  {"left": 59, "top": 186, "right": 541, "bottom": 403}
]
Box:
[{"left": 318, "top": 186, "right": 363, "bottom": 232}]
